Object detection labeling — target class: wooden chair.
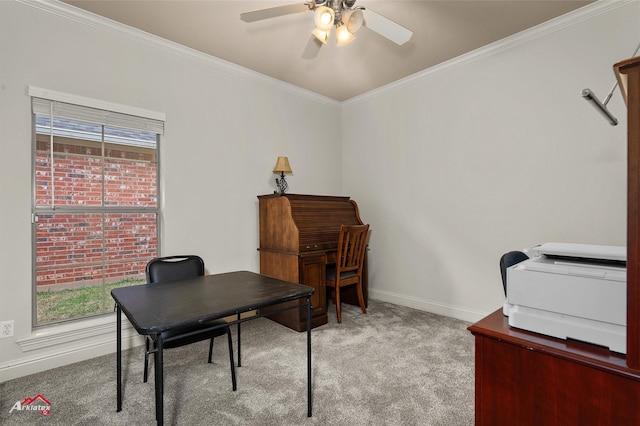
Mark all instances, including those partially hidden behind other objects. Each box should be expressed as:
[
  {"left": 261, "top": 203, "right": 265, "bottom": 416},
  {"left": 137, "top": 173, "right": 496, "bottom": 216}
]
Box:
[
  {"left": 326, "top": 224, "right": 370, "bottom": 323},
  {"left": 143, "top": 255, "right": 236, "bottom": 391}
]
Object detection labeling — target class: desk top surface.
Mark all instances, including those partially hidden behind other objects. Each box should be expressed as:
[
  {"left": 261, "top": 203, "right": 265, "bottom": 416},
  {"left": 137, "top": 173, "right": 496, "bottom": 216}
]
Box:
[
  {"left": 111, "top": 270, "right": 314, "bottom": 334},
  {"left": 468, "top": 309, "right": 640, "bottom": 380}
]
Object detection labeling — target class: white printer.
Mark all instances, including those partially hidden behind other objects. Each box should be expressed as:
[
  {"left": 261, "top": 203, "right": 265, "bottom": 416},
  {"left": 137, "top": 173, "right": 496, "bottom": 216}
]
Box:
[{"left": 503, "top": 242, "right": 627, "bottom": 353}]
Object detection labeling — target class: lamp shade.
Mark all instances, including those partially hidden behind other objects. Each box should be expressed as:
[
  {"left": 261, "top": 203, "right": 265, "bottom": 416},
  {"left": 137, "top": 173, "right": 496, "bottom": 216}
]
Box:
[
  {"left": 341, "top": 9, "right": 364, "bottom": 33},
  {"left": 312, "top": 27, "right": 330, "bottom": 44},
  {"left": 336, "top": 24, "right": 355, "bottom": 46},
  {"left": 314, "top": 6, "right": 334, "bottom": 32},
  {"left": 273, "top": 156, "right": 293, "bottom": 174}
]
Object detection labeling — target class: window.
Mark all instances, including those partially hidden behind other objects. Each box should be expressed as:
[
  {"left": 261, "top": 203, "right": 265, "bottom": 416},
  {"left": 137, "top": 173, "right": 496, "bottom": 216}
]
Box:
[{"left": 31, "top": 92, "right": 164, "bottom": 325}]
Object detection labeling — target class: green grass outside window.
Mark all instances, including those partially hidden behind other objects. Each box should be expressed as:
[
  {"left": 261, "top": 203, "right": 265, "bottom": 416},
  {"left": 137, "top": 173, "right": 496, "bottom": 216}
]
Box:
[{"left": 36, "top": 279, "right": 145, "bottom": 323}]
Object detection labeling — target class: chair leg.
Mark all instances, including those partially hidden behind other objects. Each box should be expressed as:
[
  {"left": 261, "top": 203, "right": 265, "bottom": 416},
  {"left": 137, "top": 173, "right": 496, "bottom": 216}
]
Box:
[
  {"left": 335, "top": 285, "right": 342, "bottom": 323},
  {"left": 356, "top": 281, "right": 367, "bottom": 315},
  {"left": 227, "top": 329, "right": 237, "bottom": 391},
  {"left": 208, "top": 338, "right": 214, "bottom": 363},
  {"left": 143, "top": 336, "right": 151, "bottom": 383}
]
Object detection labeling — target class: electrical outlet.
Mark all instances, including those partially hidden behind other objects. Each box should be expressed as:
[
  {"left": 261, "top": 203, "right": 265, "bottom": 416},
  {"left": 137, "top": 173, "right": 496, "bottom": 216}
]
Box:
[{"left": 1, "top": 320, "right": 14, "bottom": 338}]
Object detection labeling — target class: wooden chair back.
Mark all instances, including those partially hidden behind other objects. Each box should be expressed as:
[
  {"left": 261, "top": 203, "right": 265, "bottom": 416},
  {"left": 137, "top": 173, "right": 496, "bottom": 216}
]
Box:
[{"left": 336, "top": 224, "right": 370, "bottom": 282}]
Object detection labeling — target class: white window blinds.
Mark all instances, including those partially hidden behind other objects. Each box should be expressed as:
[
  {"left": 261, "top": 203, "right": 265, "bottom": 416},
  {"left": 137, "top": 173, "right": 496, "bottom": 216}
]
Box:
[{"left": 29, "top": 86, "right": 164, "bottom": 135}]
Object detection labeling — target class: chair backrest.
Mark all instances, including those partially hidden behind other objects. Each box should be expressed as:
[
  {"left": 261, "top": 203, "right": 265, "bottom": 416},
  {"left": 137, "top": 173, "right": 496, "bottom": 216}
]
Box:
[
  {"left": 336, "top": 224, "right": 370, "bottom": 276},
  {"left": 499, "top": 251, "right": 529, "bottom": 296},
  {"left": 146, "top": 255, "right": 205, "bottom": 284}
]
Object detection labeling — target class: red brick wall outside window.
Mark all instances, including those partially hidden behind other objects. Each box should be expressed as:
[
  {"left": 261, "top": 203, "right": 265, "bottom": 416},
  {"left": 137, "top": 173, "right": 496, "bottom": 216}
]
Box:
[{"left": 34, "top": 119, "right": 159, "bottom": 323}]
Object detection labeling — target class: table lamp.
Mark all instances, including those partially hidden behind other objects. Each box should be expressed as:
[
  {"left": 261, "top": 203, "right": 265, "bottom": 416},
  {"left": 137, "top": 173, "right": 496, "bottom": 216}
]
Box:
[{"left": 273, "top": 156, "right": 292, "bottom": 194}]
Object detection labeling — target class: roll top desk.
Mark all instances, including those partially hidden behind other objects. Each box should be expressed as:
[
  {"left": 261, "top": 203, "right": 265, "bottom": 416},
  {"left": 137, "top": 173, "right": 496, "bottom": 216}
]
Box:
[{"left": 258, "top": 193, "right": 368, "bottom": 331}]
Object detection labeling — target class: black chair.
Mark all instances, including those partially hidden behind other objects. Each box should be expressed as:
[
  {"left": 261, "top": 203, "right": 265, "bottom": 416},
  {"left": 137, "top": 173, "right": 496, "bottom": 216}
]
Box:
[
  {"left": 143, "top": 255, "right": 236, "bottom": 391},
  {"left": 499, "top": 251, "right": 529, "bottom": 296}
]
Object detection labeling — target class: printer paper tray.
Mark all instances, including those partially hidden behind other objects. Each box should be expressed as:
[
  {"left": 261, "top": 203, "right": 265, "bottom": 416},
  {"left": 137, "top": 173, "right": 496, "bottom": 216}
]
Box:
[{"left": 506, "top": 304, "right": 626, "bottom": 354}]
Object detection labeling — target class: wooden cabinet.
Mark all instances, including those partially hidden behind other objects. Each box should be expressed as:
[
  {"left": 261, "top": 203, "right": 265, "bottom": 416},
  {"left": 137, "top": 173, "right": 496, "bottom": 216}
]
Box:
[
  {"left": 298, "top": 253, "right": 328, "bottom": 323},
  {"left": 615, "top": 56, "right": 640, "bottom": 367},
  {"left": 468, "top": 56, "right": 640, "bottom": 424},
  {"left": 469, "top": 311, "right": 640, "bottom": 425},
  {"left": 259, "top": 249, "right": 328, "bottom": 331},
  {"left": 257, "top": 193, "right": 367, "bottom": 331}
]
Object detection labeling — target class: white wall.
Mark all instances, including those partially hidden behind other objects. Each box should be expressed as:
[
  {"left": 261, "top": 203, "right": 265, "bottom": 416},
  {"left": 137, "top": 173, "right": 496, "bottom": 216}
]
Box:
[
  {"left": 1, "top": 0, "right": 638, "bottom": 381},
  {"left": 0, "top": 0, "right": 341, "bottom": 381},
  {"left": 342, "top": 0, "right": 639, "bottom": 321}
]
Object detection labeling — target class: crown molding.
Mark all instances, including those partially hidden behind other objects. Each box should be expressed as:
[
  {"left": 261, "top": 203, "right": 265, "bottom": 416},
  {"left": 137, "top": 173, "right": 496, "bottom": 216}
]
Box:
[
  {"left": 16, "top": 0, "right": 635, "bottom": 110},
  {"left": 343, "top": 0, "right": 637, "bottom": 106},
  {"left": 16, "top": 0, "right": 341, "bottom": 109}
]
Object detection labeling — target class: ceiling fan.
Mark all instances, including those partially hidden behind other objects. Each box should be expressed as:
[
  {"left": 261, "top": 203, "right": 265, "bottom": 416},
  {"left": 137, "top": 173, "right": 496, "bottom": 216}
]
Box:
[{"left": 240, "top": 0, "right": 413, "bottom": 58}]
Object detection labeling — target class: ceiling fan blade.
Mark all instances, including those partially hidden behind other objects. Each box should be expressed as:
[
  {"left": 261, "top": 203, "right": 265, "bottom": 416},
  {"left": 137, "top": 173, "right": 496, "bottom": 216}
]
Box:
[
  {"left": 362, "top": 8, "right": 413, "bottom": 45},
  {"left": 301, "top": 35, "right": 323, "bottom": 60},
  {"left": 241, "top": 3, "right": 310, "bottom": 23}
]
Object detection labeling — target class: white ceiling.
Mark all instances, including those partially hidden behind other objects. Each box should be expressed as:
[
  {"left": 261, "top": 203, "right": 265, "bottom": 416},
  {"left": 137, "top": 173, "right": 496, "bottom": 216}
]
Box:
[{"left": 63, "top": 0, "right": 594, "bottom": 101}]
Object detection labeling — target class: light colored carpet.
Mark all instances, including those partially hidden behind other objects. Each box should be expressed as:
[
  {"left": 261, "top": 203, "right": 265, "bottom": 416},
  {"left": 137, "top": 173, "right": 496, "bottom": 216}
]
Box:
[{"left": 0, "top": 300, "right": 475, "bottom": 425}]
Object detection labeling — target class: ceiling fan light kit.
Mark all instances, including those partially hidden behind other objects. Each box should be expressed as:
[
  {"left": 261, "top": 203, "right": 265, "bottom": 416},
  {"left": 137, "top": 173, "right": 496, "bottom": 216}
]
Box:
[
  {"left": 310, "top": 1, "right": 362, "bottom": 45},
  {"left": 241, "top": 0, "right": 412, "bottom": 57}
]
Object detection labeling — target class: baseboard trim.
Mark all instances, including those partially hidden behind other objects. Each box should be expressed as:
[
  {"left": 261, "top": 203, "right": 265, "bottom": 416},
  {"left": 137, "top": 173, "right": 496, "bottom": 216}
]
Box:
[
  {"left": 0, "top": 329, "right": 143, "bottom": 383},
  {"left": 1, "top": 292, "right": 485, "bottom": 382},
  {"left": 369, "top": 289, "right": 489, "bottom": 324}
]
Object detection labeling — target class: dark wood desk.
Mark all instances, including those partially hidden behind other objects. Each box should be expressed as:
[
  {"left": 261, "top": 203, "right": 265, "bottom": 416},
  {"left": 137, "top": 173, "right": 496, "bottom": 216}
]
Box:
[
  {"left": 112, "top": 271, "right": 315, "bottom": 425},
  {"left": 468, "top": 309, "right": 640, "bottom": 425}
]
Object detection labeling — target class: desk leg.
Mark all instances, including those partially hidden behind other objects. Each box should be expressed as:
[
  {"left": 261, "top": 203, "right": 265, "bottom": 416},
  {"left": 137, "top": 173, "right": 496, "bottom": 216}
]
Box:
[
  {"left": 154, "top": 335, "right": 164, "bottom": 425},
  {"left": 116, "top": 305, "right": 122, "bottom": 412},
  {"left": 237, "top": 313, "right": 241, "bottom": 367},
  {"left": 307, "top": 296, "right": 312, "bottom": 417}
]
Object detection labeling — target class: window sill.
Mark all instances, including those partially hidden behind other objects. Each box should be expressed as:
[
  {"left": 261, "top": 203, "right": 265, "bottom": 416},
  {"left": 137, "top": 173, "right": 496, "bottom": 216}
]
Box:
[{"left": 17, "top": 314, "right": 138, "bottom": 352}]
